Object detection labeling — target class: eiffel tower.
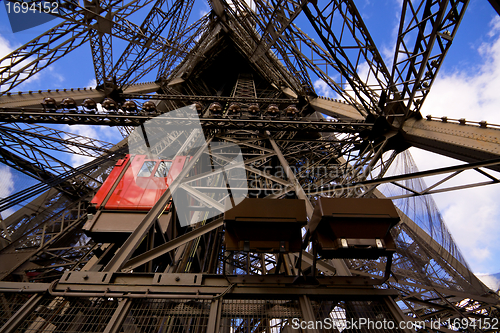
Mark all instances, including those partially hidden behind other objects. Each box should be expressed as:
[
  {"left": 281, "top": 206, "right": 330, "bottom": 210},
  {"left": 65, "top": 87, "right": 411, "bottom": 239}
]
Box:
[{"left": 0, "top": 0, "right": 499, "bottom": 332}]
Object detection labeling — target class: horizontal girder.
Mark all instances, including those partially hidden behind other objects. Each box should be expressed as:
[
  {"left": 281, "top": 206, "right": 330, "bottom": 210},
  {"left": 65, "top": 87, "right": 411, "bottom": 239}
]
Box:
[
  {"left": 402, "top": 117, "right": 500, "bottom": 172},
  {"left": 0, "top": 82, "right": 159, "bottom": 108},
  {"left": 0, "top": 111, "right": 372, "bottom": 133}
]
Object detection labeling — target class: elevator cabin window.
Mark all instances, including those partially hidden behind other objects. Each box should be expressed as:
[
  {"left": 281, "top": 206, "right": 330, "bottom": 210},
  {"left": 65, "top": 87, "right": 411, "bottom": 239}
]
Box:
[
  {"left": 155, "top": 161, "right": 172, "bottom": 177},
  {"left": 137, "top": 161, "right": 156, "bottom": 177},
  {"left": 137, "top": 160, "right": 173, "bottom": 178}
]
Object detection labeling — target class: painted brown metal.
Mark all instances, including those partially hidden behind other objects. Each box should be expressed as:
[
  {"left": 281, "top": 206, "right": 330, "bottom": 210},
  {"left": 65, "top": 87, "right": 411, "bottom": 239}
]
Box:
[{"left": 224, "top": 198, "right": 307, "bottom": 253}]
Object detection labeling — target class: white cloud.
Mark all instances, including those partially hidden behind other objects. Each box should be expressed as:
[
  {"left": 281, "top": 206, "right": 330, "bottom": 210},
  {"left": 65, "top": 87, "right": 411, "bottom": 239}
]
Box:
[
  {"left": 421, "top": 19, "right": 500, "bottom": 124},
  {"left": 488, "top": 15, "right": 500, "bottom": 37},
  {"left": 199, "top": 2, "right": 210, "bottom": 17},
  {"left": 0, "top": 165, "right": 16, "bottom": 219},
  {"left": 0, "top": 34, "right": 66, "bottom": 92},
  {"left": 0, "top": 35, "right": 44, "bottom": 90},
  {"left": 64, "top": 125, "right": 99, "bottom": 167},
  {"left": 0, "top": 35, "right": 14, "bottom": 58},
  {"left": 0, "top": 165, "right": 15, "bottom": 198},
  {"left": 63, "top": 123, "right": 122, "bottom": 167},
  {"left": 313, "top": 78, "right": 336, "bottom": 98},
  {"left": 46, "top": 66, "right": 65, "bottom": 84},
  {"left": 87, "top": 78, "right": 97, "bottom": 89},
  {"left": 476, "top": 274, "right": 500, "bottom": 291},
  {"left": 412, "top": 17, "right": 500, "bottom": 274}
]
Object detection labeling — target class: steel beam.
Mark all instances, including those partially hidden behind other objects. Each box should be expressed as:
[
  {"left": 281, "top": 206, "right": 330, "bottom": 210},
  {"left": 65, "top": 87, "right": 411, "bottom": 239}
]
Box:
[
  {"left": 113, "top": 0, "right": 195, "bottom": 87},
  {"left": 250, "top": 0, "right": 307, "bottom": 63},
  {"left": 308, "top": 156, "right": 500, "bottom": 197},
  {"left": 0, "top": 82, "right": 159, "bottom": 108},
  {"left": 0, "top": 124, "right": 113, "bottom": 157},
  {"left": 122, "top": 92, "right": 299, "bottom": 104},
  {"left": 0, "top": 110, "right": 373, "bottom": 133},
  {"left": 309, "top": 96, "right": 365, "bottom": 121},
  {"left": 122, "top": 218, "right": 224, "bottom": 272},
  {"left": 391, "top": 0, "right": 469, "bottom": 116},
  {"left": 0, "top": 0, "right": 162, "bottom": 94},
  {"left": 103, "top": 299, "right": 132, "bottom": 333},
  {"left": 303, "top": 0, "right": 393, "bottom": 115},
  {"left": 403, "top": 117, "right": 500, "bottom": 171},
  {"left": 268, "top": 134, "right": 313, "bottom": 217}
]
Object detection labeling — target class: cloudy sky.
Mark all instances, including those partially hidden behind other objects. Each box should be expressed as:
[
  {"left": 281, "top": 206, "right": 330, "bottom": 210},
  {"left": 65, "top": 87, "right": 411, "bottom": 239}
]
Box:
[{"left": 0, "top": 1, "right": 499, "bottom": 283}]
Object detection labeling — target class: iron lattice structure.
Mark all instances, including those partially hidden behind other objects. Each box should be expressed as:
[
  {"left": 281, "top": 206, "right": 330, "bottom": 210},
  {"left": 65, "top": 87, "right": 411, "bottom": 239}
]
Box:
[{"left": 0, "top": 0, "right": 500, "bottom": 332}]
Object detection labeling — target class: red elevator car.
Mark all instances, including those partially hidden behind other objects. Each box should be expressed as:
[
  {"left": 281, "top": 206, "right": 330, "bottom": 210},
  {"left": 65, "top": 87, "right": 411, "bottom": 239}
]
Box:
[
  {"left": 84, "top": 154, "right": 190, "bottom": 241},
  {"left": 91, "top": 154, "right": 189, "bottom": 211}
]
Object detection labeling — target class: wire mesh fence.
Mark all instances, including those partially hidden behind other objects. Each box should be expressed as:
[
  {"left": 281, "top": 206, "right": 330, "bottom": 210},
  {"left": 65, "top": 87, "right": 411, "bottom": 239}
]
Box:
[
  {"left": 122, "top": 298, "right": 211, "bottom": 333},
  {"left": 1, "top": 293, "right": 414, "bottom": 333},
  {"left": 0, "top": 293, "right": 33, "bottom": 328},
  {"left": 219, "top": 299, "right": 303, "bottom": 333},
  {"left": 311, "top": 299, "right": 405, "bottom": 333},
  {"left": 13, "top": 296, "right": 118, "bottom": 333}
]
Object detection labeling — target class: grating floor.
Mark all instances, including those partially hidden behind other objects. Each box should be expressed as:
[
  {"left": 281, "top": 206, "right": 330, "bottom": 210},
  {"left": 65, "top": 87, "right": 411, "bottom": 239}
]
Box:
[
  {"left": 3, "top": 293, "right": 408, "bottom": 333},
  {"left": 122, "top": 299, "right": 211, "bottom": 333},
  {"left": 0, "top": 293, "right": 33, "bottom": 328},
  {"left": 219, "top": 299, "right": 303, "bottom": 333},
  {"left": 14, "top": 296, "right": 118, "bottom": 333},
  {"left": 311, "top": 299, "right": 405, "bottom": 333}
]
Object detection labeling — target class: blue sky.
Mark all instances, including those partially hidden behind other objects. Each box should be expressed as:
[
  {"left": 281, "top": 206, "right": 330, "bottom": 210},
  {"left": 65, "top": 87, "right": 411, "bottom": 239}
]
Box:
[{"left": 1, "top": 0, "right": 500, "bottom": 280}]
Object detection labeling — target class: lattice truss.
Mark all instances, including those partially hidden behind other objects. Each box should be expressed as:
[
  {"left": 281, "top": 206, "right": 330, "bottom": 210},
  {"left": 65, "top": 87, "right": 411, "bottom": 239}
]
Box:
[{"left": 0, "top": 0, "right": 500, "bottom": 332}]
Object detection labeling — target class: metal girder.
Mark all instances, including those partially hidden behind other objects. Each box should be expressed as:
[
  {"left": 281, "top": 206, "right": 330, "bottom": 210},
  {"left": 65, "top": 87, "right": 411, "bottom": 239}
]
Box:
[
  {"left": 213, "top": 5, "right": 307, "bottom": 95},
  {"left": 0, "top": 275, "right": 399, "bottom": 296},
  {"left": 0, "top": 0, "right": 165, "bottom": 94},
  {"left": 0, "top": 189, "right": 68, "bottom": 247},
  {"left": 113, "top": 0, "right": 195, "bottom": 87},
  {"left": 0, "top": 130, "right": 100, "bottom": 192},
  {"left": 303, "top": 0, "right": 393, "bottom": 116},
  {"left": 122, "top": 218, "right": 224, "bottom": 272},
  {"left": 156, "top": 15, "right": 212, "bottom": 82},
  {"left": 87, "top": 0, "right": 114, "bottom": 86},
  {"left": 250, "top": 0, "right": 308, "bottom": 63},
  {"left": 402, "top": 117, "right": 500, "bottom": 171},
  {"left": 283, "top": 23, "right": 370, "bottom": 116},
  {"left": 0, "top": 110, "right": 373, "bottom": 132},
  {"left": 122, "top": 92, "right": 299, "bottom": 104},
  {"left": 1, "top": 140, "right": 126, "bottom": 246},
  {"left": 0, "top": 147, "right": 90, "bottom": 199},
  {"left": 0, "top": 82, "right": 159, "bottom": 108},
  {"left": 398, "top": 214, "right": 488, "bottom": 295},
  {"left": 0, "top": 202, "right": 90, "bottom": 281},
  {"left": 0, "top": 144, "right": 126, "bottom": 214},
  {"left": 90, "top": 33, "right": 113, "bottom": 87},
  {"left": 0, "top": 124, "right": 113, "bottom": 157},
  {"left": 34, "top": 0, "right": 175, "bottom": 53},
  {"left": 209, "top": 0, "right": 225, "bottom": 17},
  {"left": 308, "top": 156, "right": 500, "bottom": 198},
  {"left": 268, "top": 134, "right": 313, "bottom": 217},
  {"left": 0, "top": 20, "right": 90, "bottom": 94},
  {"left": 390, "top": 0, "right": 469, "bottom": 117},
  {"left": 221, "top": 1, "right": 315, "bottom": 92},
  {"left": 309, "top": 96, "right": 365, "bottom": 121},
  {"left": 311, "top": 96, "right": 500, "bottom": 172}
]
